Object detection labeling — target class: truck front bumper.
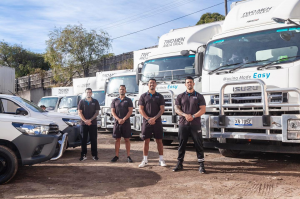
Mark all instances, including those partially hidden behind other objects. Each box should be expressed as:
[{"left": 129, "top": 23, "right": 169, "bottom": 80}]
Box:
[{"left": 201, "top": 114, "right": 300, "bottom": 143}]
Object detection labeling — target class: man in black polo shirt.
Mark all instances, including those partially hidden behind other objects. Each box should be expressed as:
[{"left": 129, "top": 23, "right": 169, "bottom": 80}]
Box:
[
  {"left": 173, "top": 76, "right": 206, "bottom": 173},
  {"left": 78, "top": 88, "right": 100, "bottom": 161},
  {"left": 110, "top": 85, "right": 134, "bottom": 163},
  {"left": 138, "top": 78, "right": 167, "bottom": 168}
]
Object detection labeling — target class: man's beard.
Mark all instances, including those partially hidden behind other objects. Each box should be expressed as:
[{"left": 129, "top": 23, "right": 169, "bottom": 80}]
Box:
[
  {"left": 149, "top": 86, "right": 155, "bottom": 90},
  {"left": 120, "top": 93, "right": 125, "bottom": 96}
]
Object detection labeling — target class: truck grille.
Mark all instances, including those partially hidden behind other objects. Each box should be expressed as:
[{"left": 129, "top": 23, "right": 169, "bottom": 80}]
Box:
[{"left": 211, "top": 92, "right": 288, "bottom": 110}]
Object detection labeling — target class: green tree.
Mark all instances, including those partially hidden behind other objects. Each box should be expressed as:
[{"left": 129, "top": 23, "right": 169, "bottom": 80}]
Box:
[
  {"left": 0, "top": 41, "right": 50, "bottom": 77},
  {"left": 45, "top": 24, "right": 111, "bottom": 84},
  {"left": 196, "top": 13, "right": 225, "bottom": 25}
]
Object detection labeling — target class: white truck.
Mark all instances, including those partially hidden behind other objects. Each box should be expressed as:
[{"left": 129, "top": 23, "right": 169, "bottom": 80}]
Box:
[
  {"left": 100, "top": 49, "right": 156, "bottom": 132},
  {"left": 0, "top": 114, "right": 66, "bottom": 184},
  {"left": 58, "top": 77, "right": 97, "bottom": 115},
  {"left": 0, "top": 66, "right": 15, "bottom": 95},
  {"left": 199, "top": 0, "right": 300, "bottom": 156},
  {"left": 38, "top": 87, "right": 73, "bottom": 112},
  {"left": 134, "top": 22, "right": 223, "bottom": 144},
  {"left": 0, "top": 94, "right": 81, "bottom": 149}
]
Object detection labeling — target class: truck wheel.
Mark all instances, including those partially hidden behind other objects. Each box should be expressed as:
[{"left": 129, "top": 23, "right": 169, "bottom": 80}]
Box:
[
  {"left": 162, "top": 140, "right": 173, "bottom": 146},
  {"left": 0, "top": 145, "right": 18, "bottom": 184},
  {"left": 219, "top": 149, "right": 240, "bottom": 157}
]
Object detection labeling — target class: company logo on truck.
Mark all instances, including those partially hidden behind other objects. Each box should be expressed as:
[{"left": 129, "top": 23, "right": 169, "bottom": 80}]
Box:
[
  {"left": 223, "top": 73, "right": 271, "bottom": 81},
  {"left": 233, "top": 86, "right": 258, "bottom": 92},
  {"left": 163, "top": 37, "right": 185, "bottom": 47},
  {"left": 58, "top": 89, "right": 71, "bottom": 95},
  {"left": 140, "top": 52, "right": 151, "bottom": 60},
  {"left": 241, "top": 7, "right": 272, "bottom": 18}
]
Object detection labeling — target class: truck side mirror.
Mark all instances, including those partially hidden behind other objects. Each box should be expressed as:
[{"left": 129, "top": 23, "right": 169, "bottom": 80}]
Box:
[
  {"left": 136, "top": 67, "right": 142, "bottom": 85},
  {"left": 16, "top": 107, "right": 28, "bottom": 116},
  {"left": 104, "top": 81, "right": 108, "bottom": 93},
  {"left": 195, "top": 52, "right": 203, "bottom": 77}
]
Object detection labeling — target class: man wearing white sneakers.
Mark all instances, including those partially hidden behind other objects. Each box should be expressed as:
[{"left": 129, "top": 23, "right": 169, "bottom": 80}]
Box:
[{"left": 138, "top": 79, "right": 167, "bottom": 168}]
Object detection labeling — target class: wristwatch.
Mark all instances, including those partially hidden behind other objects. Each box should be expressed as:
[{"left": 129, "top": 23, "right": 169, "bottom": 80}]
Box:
[{"left": 192, "top": 115, "right": 195, "bottom": 119}]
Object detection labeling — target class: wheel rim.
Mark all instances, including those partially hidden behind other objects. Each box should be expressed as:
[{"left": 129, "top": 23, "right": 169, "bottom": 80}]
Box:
[{"left": 0, "top": 153, "right": 11, "bottom": 177}]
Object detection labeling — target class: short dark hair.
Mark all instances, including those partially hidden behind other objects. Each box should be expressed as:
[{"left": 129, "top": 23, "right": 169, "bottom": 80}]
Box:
[
  {"left": 185, "top": 76, "right": 194, "bottom": 82},
  {"left": 40, "top": 105, "right": 46, "bottom": 108},
  {"left": 85, "top": 88, "right": 92, "bottom": 92},
  {"left": 148, "top": 78, "right": 156, "bottom": 82},
  {"left": 120, "top": 85, "right": 126, "bottom": 89}
]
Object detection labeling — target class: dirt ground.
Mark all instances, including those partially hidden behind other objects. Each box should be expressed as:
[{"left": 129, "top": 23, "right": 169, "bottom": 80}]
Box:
[{"left": 1, "top": 133, "right": 300, "bottom": 199}]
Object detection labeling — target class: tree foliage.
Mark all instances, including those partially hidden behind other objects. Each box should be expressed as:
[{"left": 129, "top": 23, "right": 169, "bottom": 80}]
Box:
[
  {"left": 196, "top": 13, "right": 225, "bottom": 25},
  {"left": 0, "top": 41, "right": 50, "bottom": 77},
  {"left": 45, "top": 24, "right": 111, "bottom": 84}
]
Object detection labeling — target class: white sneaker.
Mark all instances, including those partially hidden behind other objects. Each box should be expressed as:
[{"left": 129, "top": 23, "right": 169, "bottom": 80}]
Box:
[
  {"left": 159, "top": 160, "right": 167, "bottom": 167},
  {"left": 138, "top": 160, "right": 148, "bottom": 168}
]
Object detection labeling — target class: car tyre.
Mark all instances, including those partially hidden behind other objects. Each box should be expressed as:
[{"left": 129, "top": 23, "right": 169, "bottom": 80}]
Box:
[{"left": 0, "top": 145, "right": 18, "bottom": 184}]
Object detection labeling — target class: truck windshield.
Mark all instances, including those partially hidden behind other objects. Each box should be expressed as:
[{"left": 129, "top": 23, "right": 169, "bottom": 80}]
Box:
[
  {"left": 59, "top": 96, "right": 79, "bottom": 109},
  {"left": 141, "top": 55, "right": 195, "bottom": 82},
  {"left": 81, "top": 91, "right": 106, "bottom": 106},
  {"left": 107, "top": 75, "right": 138, "bottom": 94},
  {"left": 38, "top": 97, "right": 58, "bottom": 111},
  {"left": 204, "top": 26, "right": 300, "bottom": 72},
  {"left": 13, "top": 97, "right": 44, "bottom": 112}
]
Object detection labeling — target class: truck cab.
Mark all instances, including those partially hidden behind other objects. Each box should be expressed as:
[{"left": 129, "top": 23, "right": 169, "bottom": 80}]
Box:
[
  {"left": 134, "top": 22, "right": 223, "bottom": 143},
  {"left": 200, "top": 0, "right": 300, "bottom": 156},
  {"left": 101, "top": 71, "right": 139, "bottom": 130}
]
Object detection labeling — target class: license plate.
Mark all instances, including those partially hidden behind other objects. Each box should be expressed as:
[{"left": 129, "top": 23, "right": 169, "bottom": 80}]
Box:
[{"left": 234, "top": 119, "right": 253, "bottom": 126}]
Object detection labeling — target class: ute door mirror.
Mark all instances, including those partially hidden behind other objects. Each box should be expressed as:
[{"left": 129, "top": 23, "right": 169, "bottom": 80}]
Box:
[{"left": 16, "top": 107, "right": 28, "bottom": 116}]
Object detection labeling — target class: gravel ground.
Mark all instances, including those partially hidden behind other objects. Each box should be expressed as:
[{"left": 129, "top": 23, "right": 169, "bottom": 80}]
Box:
[{"left": 1, "top": 133, "right": 300, "bottom": 199}]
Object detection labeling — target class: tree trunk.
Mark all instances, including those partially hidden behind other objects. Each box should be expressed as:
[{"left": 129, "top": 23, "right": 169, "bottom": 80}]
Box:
[{"left": 83, "top": 68, "right": 89, "bottom": 77}]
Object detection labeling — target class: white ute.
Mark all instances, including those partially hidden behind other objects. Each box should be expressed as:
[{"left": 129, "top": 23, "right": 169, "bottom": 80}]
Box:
[
  {"left": 0, "top": 94, "right": 81, "bottom": 149},
  {"left": 0, "top": 114, "right": 67, "bottom": 184}
]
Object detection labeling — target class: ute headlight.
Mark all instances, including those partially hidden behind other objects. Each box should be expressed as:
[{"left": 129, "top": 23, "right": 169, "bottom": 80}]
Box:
[
  {"left": 12, "top": 123, "right": 50, "bottom": 135},
  {"left": 62, "top": 118, "right": 81, "bottom": 126},
  {"left": 287, "top": 119, "right": 300, "bottom": 140}
]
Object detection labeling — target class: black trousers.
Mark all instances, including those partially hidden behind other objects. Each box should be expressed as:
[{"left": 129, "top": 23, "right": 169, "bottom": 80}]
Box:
[
  {"left": 81, "top": 125, "right": 98, "bottom": 156},
  {"left": 177, "top": 125, "right": 204, "bottom": 163}
]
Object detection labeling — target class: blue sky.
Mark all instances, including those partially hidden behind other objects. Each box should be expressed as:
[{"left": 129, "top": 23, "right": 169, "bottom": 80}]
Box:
[{"left": 0, "top": 0, "right": 232, "bottom": 55}]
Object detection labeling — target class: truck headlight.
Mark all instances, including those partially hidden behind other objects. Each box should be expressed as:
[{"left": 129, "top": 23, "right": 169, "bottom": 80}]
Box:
[
  {"left": 97, "top": 120, "right": 101, "bottom": 127},
  {"left": 287, "top": 120, "right": 300, "bottom": 140},
  {"left": 62, "top": 118, "right": 81, "bottom": 126},
  {"left": 12, "top": 123, "right": 50, "bottom": 135},
  {"left": 135, "top": 116, "right": 140, "bottom": 130}
]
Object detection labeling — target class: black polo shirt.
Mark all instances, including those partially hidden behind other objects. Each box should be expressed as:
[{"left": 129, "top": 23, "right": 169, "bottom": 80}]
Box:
[
  {"left": 138, "top": 91, "right": 165, "bottom": 122},
  {"left": 175, "top": 91, "right": 206, "bottom": 126},
  {"left": 111, "top": 96, "right": 133, "bottom": 124},
  {"left": 78, "top": 98, "right": 100, "bottom": 125}
]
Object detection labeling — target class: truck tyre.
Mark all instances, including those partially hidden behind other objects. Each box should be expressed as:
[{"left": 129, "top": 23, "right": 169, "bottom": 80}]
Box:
[
  {"left": 162, "top": 140, "right": 173, "bottom": 146},
  {"left": 219, "top": 149, "right": 240, "bottom": 157},
  {"left": 0, "top": 145, "right": 18, "bottom": 184}
]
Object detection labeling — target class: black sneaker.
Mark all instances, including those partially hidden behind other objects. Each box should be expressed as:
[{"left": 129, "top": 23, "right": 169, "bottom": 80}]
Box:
[
  {"left": 111, "top": 156, "right": 119, "bottom": 162},
  {"left": 79, "top": 154, "right": 87, "bottom": 161},
  {"left": 173, "top": 161, "right": 183, "bottom": 172},
  {"left": 93, "top": 156, "right": 99, "bottom": 161},
  {"left": 127, "top": 156, "right": 133, "bottom": 163},
  {"left": 199, "top": 162, "right": 206, "bottom": 174}
]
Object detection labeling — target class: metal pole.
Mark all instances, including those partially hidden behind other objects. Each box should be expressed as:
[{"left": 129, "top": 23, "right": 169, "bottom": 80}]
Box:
[{"left": 225, "top": 0, "right": 228, "bottom": 16}]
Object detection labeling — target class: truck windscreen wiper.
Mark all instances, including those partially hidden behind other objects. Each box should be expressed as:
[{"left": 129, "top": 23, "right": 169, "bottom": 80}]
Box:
[
  {"left": 228, "top": 59, "right": 270, "bottom": 73},
  {"left": 107, "top": 92, "right": 119, "bottom": 97},
  {"left": 126, "top": 92, "right": 138, "bottom": 96},
  {"left": 257, "top": 56, "right": 300, "bottom": 70},
  {"left": 208, "top": 62, "right": 242, "bottom": 75},
  {"left": 171, "top": 80, "right": 185, "bottom": 84}
]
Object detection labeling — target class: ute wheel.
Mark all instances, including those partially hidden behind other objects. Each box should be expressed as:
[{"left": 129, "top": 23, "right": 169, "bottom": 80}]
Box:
[
  {"left": 162, "top": 140, "right": 173, "bottom": 146},
  {"left": 219, "top": 149, "right": 241, "bottom": 157},
  {"left": 0, "top": 145, "right": 18, "bottom": 184}
]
